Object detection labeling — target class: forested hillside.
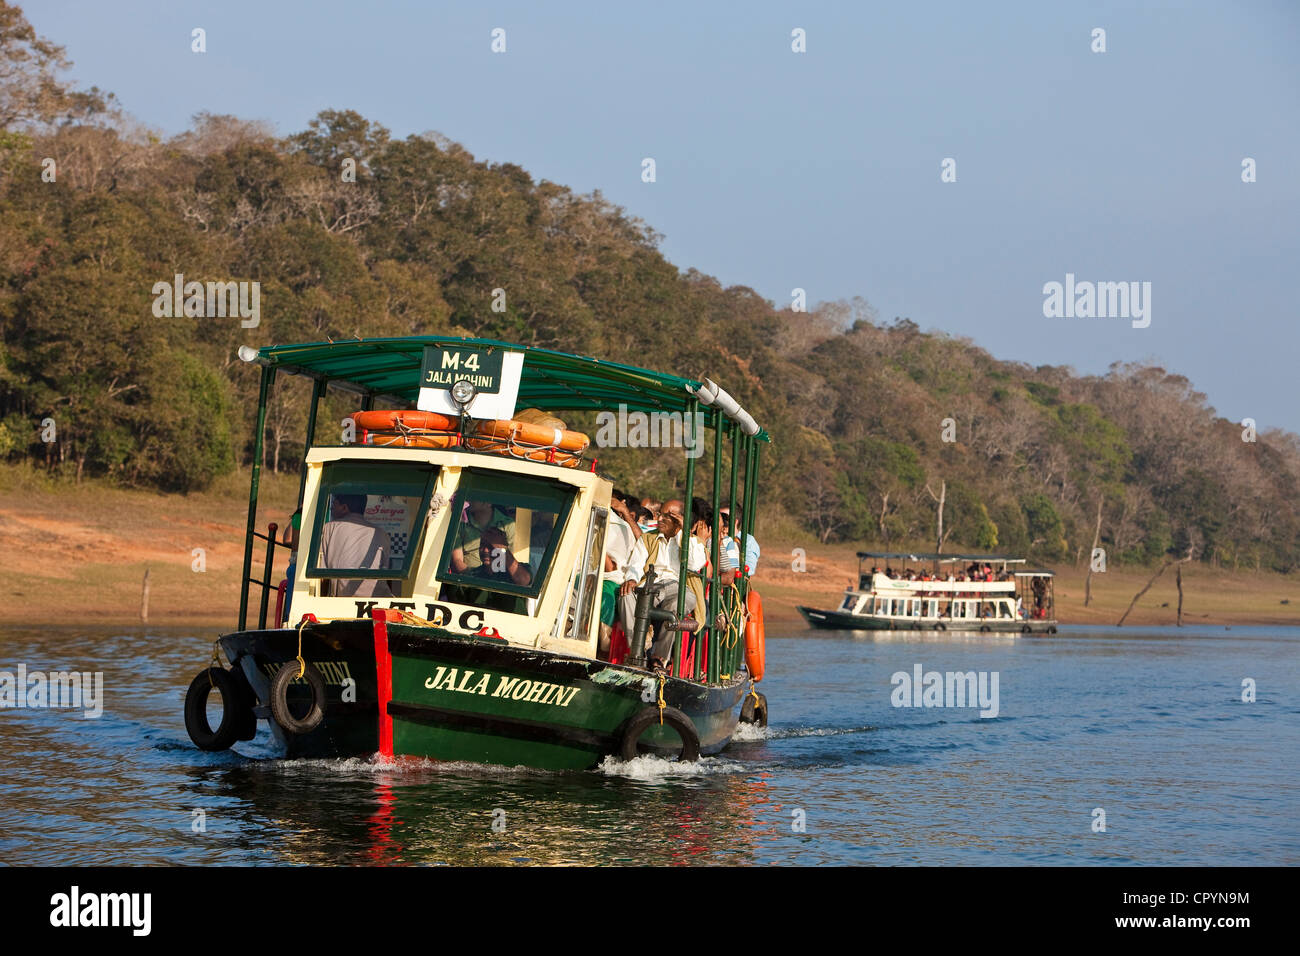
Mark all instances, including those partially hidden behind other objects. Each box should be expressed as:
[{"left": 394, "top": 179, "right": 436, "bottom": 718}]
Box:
[{"left": 2, "top": 3, "right": 1297, "bottom": 571}]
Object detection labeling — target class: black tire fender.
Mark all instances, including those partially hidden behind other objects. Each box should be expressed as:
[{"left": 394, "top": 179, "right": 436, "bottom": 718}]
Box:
[
  {"left": 739, "top": 692, "right": 768, "bottom": 728},
  {"left": 935, "top": 622, "right": 946, "bottom": 631},
  {"left": 1021, "top": 624, "right": 1032, "bottom": 634},
  {"left": 620, "top": 705, "right": 700, "bottom": 762},
  {"left": 269, "top": 659, "right": 326, "bottom": 735},
  {"left": 980, "top": 624, "right": 991, "bottom": 633},
  {"left": 226, "top": 661, "right": 259, "bottom": 741},
  {"left": 184, "top": 667, "right": 244, "bottom": 752}
]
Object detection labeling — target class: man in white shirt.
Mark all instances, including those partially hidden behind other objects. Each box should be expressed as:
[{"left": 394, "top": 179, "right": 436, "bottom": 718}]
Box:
[{"left": 617, "top": 501, "right": 704, "bottom": 668}]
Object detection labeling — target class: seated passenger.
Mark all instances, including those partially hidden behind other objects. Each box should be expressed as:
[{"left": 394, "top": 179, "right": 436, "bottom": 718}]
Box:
[
  {"left": 638, "top": 498, "right": 662, "bottom": 534},
  {"left": 319, "top": 493, "right": 392, "bottom": 597},
  {"left": 719, "top": 502, "right": 760, "bottom": 575},
  {"left": 451, "top": 527, "right": 532, "bottom": 614},
  {"left": 449, "top": 499, "right": 515, "bottom": 573}
]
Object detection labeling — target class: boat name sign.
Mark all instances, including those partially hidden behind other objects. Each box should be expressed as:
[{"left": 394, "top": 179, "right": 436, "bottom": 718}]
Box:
[
  {"left": 424, "top": 666, "right": 580, "bottom": 707},
  {"left": 417, "top": 345, "right": 524, "bottom": 420}
]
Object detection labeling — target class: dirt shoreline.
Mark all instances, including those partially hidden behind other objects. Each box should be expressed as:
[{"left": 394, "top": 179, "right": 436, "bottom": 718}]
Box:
[{"left": 6, "top": 472, "right": 1298, "bottom": 631}]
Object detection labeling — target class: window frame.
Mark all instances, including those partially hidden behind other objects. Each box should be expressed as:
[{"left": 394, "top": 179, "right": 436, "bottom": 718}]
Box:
[
  {"left": 305, "top": 461, "right": 438, "bottom": 581},
  {"left": 435, "top": 468, "right": 576, "bottom": 601}
]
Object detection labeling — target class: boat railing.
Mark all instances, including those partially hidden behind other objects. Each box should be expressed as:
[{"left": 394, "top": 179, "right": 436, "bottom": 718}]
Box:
[
  {"left": 868, "top": 575, "right": 1016, "bottom": 594},
  {"left": 241, "top": 522, "right": 293, "bottom": 630}
]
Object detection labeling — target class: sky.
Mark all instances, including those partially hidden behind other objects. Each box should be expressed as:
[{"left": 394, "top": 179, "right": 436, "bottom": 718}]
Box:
[{"left": 23, "top": 0, "right": 1300, "bottom": 431}]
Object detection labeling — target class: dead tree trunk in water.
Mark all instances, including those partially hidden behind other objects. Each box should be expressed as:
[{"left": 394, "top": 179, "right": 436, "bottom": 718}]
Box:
[
  {"left": 1176, "top": 563, "right": 1184, "bottom": 626},
  {"left": 1118, "top": 549, "right": 1193, "bottom": 627},
  {"left": 1084, "top": 495, "right": 1103, "bottom": 608},
  {"left": 140, "top": 567, "right": 150, "bottom": 624}
]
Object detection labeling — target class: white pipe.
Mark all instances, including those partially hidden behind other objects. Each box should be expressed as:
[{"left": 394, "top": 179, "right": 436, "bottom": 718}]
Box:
[{"left": 711, "top": 385, "right": 741, "bottom": 418}]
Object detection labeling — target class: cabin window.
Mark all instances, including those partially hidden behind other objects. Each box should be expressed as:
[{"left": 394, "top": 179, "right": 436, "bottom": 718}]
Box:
[
  {"left": 437, "top": 469, "right": 575, "bottom": 615},
  {"left": 566, "top": 508, "right": 607, "bottom": 640},
  {"left": 306, "top": 461, "right": 437, "bottom": 596},
  {"left": 841, "top": 594, "right": 858, "bottom": 612}
]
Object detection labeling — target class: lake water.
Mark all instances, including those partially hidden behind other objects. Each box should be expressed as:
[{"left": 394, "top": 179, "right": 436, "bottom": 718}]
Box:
[{"left": 0, "top": 624, "right": 1295, "bottom": 865}]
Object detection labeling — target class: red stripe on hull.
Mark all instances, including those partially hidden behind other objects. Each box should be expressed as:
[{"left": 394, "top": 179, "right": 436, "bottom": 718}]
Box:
[{"left": 371, "top": 608, "right": 395, "bottom": 758}]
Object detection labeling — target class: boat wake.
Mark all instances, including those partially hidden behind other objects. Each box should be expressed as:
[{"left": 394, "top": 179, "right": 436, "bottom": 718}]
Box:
[
  {"left": 729, "top": 722, "right": 770, "bottom": 742},
  {"left": 597, "top": 753, "right": 746, "bottom": 780},
  {"left": 259, "top": 754, "right": 559, "bottom": 778},
  {"left": 764, "top": 724, "right": 876, "bottom": 740}
]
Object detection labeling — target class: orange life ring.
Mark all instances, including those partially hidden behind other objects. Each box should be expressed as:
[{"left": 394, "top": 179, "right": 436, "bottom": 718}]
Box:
[
  {"left": 366, "top": 431, "right": 459, "bottom": 448},
  {"left": 351, "top": 409, "right": 458, "bottom": 432},
  {"left": 472, "top": 419, "right": 589, "bottom": 453},
  {"left": 744, "top": 588, "right": 765, "bottom": 682},
  {"left": 464, "top": 437, "right": 584, "bottom": 468}
]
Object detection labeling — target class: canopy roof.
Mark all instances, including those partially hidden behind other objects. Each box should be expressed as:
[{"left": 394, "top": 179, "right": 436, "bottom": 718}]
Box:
[
  {"left": 255, "top": 336, "right": 769, "bottom": 441},
  {"left": 856, "top": 552, "right": 1028, "bottom": 564}
]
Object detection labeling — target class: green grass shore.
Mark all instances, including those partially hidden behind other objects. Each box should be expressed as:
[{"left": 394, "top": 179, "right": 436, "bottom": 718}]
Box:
[{"left": 4, "top": 464, "right": 1297, "bottom": 630}]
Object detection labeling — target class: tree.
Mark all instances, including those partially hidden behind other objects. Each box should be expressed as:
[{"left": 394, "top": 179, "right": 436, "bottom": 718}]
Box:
[{"left": 0, "top": 2, "right": 113, "bottom": 128}]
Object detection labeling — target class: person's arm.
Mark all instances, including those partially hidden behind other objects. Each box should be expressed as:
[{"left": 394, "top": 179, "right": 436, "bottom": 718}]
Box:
[
  {"left": 449, "top": 547, "right": 468, "bottom": 573},
  {"left": 611, "top": 500, "right": 642, "bottom": 541},
  {"left": 501, "top": 549, "right": 531, "bottom": 587},
  {"left": 619, "top": 538, "right": 648, "bottom": 595},
  {"left": 688, "top": 535, "right": 707, "bottom": 574}
]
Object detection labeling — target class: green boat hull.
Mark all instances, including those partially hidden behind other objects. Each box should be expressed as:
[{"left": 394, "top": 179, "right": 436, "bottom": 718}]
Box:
[{"left": 221, "top": 620, "right": 750, "bottom": 770}]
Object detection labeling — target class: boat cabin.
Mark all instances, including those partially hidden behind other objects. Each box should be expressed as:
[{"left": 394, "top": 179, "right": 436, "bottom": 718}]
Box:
[{"left": 235, "top": 337, "right": 769, "bottom": 684}]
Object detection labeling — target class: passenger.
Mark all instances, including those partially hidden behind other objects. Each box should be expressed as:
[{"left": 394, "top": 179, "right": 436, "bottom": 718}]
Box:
[
  {"left": 281, "top": 508, "right": 301, "bottom": 623},
  {"left": 618, "top": 501, "right": 705, "bottom": 673},
  {"left": 461, "top": 527, "right": 531, "bottom": 614},
  {"left": 471, "top": 527, "right": 532, "bottom": 587},
  {"left": 449, "top": 499, "right": 515, "bottom": 573},
  {"left": 638, "top": 498, "right": 662, "bottom": 534},
  {"left": 599, "top": 492, "right": 642, "bottom": 655},
  {"left": 319, "top": 493, "right": 392, "bottom": 597},
  {"left": 690, "top": 496, "right": 735, "bottom": 584},
  {"left": 719, "top": 502, "right": 760, "bottom": 575}
]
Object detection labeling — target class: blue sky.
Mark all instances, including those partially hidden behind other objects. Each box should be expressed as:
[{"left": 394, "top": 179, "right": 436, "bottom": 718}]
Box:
[{"left": 25, "top": 0, "right": 1300, "bottom": 430}]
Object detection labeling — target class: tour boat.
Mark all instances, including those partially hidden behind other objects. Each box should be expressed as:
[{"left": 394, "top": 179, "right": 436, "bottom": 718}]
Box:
[
  {"left": 798, "top": 552, "right": 1057, "bottom": 634},
  {"left": 183, "top": 337, "right": 770, "bottom": 769}
]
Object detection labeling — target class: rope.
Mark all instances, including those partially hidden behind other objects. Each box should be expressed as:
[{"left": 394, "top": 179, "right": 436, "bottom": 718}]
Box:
[
  {"left": 391, "top": 609, "right": 440, "bottom": 627},
  {"left": 206, "top": 640, "right": 222, "bottom": 686},
  {"left": 720, "top": 584, "right": 746, "bottom": 650},
  {"left": 294, "top": 617, "right": 311, "bottom": 679},
  {"left": 657, "top": 674, "right": 666, "bottom": 725}
]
